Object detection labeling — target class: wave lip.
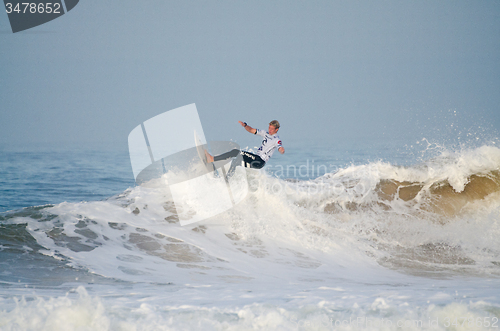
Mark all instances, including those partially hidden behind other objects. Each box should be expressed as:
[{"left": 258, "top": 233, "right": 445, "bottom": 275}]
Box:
[{"left": 317, "top": 145, "right": 500, "bottom": 217}]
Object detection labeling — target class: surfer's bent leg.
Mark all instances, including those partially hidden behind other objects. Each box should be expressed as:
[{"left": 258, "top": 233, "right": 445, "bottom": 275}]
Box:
[
  {"left": 213, "top": 149, "right": 240, "bottom": 162},
  {"left": 215, "top": 150, "right": 266, "bottom": 177}
]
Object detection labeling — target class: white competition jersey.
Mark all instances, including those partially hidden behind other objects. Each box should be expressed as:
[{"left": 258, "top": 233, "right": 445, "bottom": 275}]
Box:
[{"left": 255, "top": 129, "right": 283, "bottom": 162}]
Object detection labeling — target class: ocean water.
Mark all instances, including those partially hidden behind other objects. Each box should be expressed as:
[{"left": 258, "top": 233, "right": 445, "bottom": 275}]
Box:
[{"left": 1, "top": 137, "right": 500, "bottom": 330}]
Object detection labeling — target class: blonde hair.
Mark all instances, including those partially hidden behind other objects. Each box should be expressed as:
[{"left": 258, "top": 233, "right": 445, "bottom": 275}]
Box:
[{"left": 269, "top": 120, "right": 280, "bottom": 129}]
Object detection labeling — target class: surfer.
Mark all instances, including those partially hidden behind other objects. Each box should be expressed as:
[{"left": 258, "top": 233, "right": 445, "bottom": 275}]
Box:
[{"left": 205, "top": 120, "right": 285, "bottom": 175}]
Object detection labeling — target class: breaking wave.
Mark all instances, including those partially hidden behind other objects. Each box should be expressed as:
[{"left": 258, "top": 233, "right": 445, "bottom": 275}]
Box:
[{"left": 1, "top": 144, "right": 500, "bottom": 286}]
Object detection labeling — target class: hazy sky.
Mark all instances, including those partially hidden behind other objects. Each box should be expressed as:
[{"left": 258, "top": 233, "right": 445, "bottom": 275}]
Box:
[{"left": 1, "top": 1, "right": 499, "bottom": 151}]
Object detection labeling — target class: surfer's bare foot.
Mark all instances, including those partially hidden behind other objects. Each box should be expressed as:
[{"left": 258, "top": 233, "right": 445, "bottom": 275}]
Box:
[{"left": 205, "top": 150, "right": 214, "bottom": 163}]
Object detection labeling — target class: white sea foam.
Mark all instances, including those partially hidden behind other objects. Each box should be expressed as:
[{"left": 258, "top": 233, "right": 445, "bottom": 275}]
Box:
[{"left": 1, "top": 286, "right": 499, "bottom": 331}]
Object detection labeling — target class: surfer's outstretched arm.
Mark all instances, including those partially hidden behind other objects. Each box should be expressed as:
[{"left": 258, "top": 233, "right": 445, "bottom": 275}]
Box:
[{"left": 238, "top": 121, "right": 257, "bottom": 134}]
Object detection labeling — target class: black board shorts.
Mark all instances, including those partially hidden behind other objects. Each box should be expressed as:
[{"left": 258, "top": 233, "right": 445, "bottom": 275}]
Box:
[{"left": 239, "top": 151, "right": 266, "bottom": 169}]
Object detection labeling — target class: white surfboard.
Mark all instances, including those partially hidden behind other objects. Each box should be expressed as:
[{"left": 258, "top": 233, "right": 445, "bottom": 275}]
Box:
[{"left": 194, "top": 130, "right": 206, "bottom": 165}]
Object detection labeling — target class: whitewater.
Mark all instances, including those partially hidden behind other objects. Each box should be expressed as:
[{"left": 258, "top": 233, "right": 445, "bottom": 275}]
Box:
[{"left": 1, "top": 139, "right": 500, "bottom": 330}]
